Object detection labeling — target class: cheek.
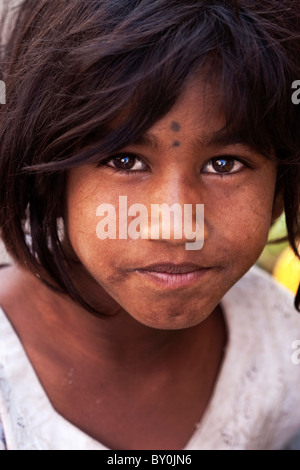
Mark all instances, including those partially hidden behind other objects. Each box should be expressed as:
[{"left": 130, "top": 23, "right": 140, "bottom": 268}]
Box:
[
  {"left": 66, "top": 195, "right": 97, "bottom": 261},
  {"left": 66, "top": 170, "right": 129, "bottom": 282},
  {"left": 210, "top": 182, "right": 275, "bottom": 262},
  {"left": 66, "top": 169, "right": 105, "bottom": 262}
]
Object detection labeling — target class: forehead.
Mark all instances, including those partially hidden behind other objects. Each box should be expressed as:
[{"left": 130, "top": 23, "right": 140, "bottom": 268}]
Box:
[
  {"left": 159, "top": 77, "right": 224, "bottom": 129},
  {"left": 129, "top": 78, "right": 254, "bottom": 151},
  {"left": 87, "top": 68, "right": 273, "bottom": 162},
  {"left": 132, "top": 77, "right": 225, "bottom": 144}
]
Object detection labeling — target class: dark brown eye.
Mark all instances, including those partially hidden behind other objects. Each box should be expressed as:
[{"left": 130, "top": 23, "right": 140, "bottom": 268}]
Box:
[
  {"left": 203, "top": 158, "right": 244, "bottom": 174},
  {"left": 111, "top": 155, "right": 136, "bottom": 170},
  {"left": 102, "top": 153, "right": 147, "bottom": 172},
  {"left": 212, "top": 158, "right": 235, "bottom": 173}
]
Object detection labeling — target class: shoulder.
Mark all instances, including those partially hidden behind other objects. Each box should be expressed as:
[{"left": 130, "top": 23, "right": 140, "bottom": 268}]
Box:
[
  {"left": 0, "top": 265, "right": 46, "bottom": 451},
  {"left": 0, "top": 263, "right": 20, "bottom": 301},
  {"left": 0, "top": 264, "right": 25, "bottom": 319},
  {"left": 222, "top": 264, "right": 300, "bottom": 364},
  {"left": 223, "top": 264, "right": 299, "bottom": 335},
  {"left": 0, "top": 263, "right": 44, "bottom": 323},
  {"left": 226, "top": 263, "right": 297, "bottom": 311},
  {"left": 220, "top": 265, "right": 300, "bottom": 449}
]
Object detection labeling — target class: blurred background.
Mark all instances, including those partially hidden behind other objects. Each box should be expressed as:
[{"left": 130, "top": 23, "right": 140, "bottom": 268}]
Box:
[
  {"left": 256, "top": 213, "right": 300, "bottom": 296},
  {"left": 0, "top": 212, "right": 299, "bottom": 294}
]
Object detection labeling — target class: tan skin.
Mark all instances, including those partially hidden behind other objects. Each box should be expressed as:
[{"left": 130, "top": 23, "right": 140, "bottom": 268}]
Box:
[{"left": 0, "top": 79, "right": 283, "bottom": 450}]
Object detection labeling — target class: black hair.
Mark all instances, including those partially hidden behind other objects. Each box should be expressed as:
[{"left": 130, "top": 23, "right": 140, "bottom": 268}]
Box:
[{"left": 0, "top": 0, "right": 299, "bottom": 313}]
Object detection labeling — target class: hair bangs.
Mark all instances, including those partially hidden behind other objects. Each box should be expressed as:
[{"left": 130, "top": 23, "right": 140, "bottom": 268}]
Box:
[{"left": 0, "top": 0, "right": 299, "bottom": 313}]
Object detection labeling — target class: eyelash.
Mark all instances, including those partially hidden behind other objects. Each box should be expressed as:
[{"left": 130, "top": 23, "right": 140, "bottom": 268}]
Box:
[
  {"left": 97, "top": 153, "right": 149, "bottom": 175},
  {"left": 97, "top": 153, "right": 252, "bottom": 176}
]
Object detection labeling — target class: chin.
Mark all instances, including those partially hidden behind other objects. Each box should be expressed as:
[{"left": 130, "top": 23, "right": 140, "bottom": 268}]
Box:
[{"left": 132, "top": 307, "right": 211, "bottom": 331}]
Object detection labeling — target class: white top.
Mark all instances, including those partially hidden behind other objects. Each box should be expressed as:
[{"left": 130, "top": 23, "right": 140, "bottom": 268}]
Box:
[{"left": 0, "top": 265, "right": 300, "bottom": 450}]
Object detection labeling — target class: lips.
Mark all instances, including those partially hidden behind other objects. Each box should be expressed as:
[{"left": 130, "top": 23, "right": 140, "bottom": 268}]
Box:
[
  {"left": 134, "top": 263, "right": 212, "bottom": 289},
  {"left": 136, "top": 263, "right": 208, "bottom": 274}
]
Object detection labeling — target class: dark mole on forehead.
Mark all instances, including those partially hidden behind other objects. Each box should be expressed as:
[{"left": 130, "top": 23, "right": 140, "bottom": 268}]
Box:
[
  {"left": 170, "top": 121, "right": 181, "bottom": 132},
  {"left": 172, "top": 141, "right": 180, "bottom": 147}
]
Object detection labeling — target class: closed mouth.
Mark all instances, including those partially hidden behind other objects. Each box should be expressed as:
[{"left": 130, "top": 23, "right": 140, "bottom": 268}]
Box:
[
  {"left": 136, "top": 263, "right": 210, "bottom": 274},
  {"left": 134, "top": 263, "right": 213, "bottom": 288}
]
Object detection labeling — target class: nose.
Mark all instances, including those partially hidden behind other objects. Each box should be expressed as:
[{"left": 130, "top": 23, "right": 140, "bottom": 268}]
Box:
[{"left": 139, "top": 172, "right": 208, "bottom": 250}]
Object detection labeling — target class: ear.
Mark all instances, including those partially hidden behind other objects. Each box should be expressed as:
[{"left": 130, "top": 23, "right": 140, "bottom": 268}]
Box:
[{"left": 271, "top": 188, "right": 284, "bottom": 224}]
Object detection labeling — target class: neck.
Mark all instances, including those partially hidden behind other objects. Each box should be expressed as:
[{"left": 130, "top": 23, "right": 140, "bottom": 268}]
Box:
[
  {"left": 7, "top": 263, "right": 227, "bottom": 449},
  {"left": 22, "top": 259, "right": 225, "bottom": 374}
]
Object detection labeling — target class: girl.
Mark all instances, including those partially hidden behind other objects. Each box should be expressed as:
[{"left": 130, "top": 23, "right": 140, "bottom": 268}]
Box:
[{"left": 0, "top": 0, "right": 299, "bottom": 450}]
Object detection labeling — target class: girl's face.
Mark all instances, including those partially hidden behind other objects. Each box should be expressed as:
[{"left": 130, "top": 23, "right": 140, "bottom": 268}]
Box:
[{"left": 65, "top": 80, "right": 282, "bottom": 330}]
